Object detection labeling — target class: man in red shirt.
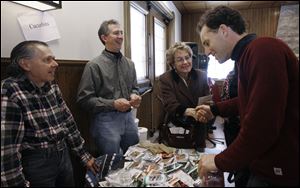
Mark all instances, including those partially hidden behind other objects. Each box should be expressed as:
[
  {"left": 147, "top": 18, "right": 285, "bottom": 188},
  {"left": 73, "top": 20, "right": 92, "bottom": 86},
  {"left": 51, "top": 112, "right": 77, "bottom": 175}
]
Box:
[{"left": 196, "top": 6, "right": 299, "bottom": 186}]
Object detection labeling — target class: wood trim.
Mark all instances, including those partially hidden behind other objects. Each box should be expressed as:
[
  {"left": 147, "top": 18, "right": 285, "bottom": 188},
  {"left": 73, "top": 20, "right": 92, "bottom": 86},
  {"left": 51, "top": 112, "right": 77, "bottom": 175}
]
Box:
[
  {"left": 56, "top": 59, "right": 88, "bottom": 65},
  {"left": 123, "top": 1, "right": 131, "bottom": 58},
  {"left": 148, "top": 1, "right": 174, "bottom": 21},
  {"left": 1, "top": 57, "right": 88, "bottom": 65}
]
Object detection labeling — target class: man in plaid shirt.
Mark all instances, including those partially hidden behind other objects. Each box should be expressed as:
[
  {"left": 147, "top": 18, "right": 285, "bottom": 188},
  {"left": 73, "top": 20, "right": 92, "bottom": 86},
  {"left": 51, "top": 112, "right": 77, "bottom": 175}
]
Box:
[{"left": 1, "top": 41, "right": 98, "bottom": 187}]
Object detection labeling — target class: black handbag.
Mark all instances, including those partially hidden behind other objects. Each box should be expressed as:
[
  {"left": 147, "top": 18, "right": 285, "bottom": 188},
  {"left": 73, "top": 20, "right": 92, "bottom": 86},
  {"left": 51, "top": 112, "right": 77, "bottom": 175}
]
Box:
[
  {"left": 165, "top": 125, "right": 195, "bottom": 148},
  {"left": 160, "top": 115, "right": 196, "bottom": 148}
]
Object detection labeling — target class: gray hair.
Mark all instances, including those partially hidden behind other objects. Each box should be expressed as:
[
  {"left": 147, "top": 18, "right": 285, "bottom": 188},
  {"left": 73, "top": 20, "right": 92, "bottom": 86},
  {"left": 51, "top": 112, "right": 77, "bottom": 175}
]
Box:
[{"left": 7, "top": 40, "right": 48, "bottom": 77}]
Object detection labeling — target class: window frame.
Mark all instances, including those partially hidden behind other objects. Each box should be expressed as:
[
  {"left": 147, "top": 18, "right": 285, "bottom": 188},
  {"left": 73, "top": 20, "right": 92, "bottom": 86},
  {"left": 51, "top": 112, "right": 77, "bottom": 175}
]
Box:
[
  {"left": 154, "top": 17, "right": 167, "bottom": 77},
  {"left": 124, "top": 1, "right": 151, "bottom": 88},
  {"left": 130, "top": 3, "right": 148, "bottom": 81},
  {"left": 124, "top": 1, "right": 173, "bottom": 88}
]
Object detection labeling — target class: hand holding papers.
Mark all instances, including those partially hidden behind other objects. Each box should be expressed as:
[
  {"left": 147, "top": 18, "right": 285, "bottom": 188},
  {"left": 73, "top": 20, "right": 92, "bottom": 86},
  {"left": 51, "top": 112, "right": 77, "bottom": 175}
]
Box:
[{"left": 198, "top": 95, "right": 213, "bottom": 105}]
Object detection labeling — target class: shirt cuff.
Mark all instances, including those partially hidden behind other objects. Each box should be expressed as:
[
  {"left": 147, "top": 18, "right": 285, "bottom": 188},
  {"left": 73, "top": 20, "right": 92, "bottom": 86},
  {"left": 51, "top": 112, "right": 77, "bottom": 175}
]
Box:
[
  {"left": 80, "top": 151, "right": 93, "bottom": 166},
  {"left": 210, "top": 104, "right": 220, "bottom": 116},
  {"left": 175, "top": 105, "right": 187, "bottom": 117}
]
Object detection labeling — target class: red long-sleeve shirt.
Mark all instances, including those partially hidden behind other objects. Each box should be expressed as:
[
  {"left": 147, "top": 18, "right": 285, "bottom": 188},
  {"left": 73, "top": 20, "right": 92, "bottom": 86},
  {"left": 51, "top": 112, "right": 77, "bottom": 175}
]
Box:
[{"left": 215, "top": 37, "right": 299, "bottom": 186}]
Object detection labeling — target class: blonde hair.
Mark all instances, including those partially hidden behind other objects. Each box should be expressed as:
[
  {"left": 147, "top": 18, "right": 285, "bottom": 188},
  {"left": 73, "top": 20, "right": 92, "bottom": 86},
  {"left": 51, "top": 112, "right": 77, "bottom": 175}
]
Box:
[{"left": 166, "top": 42, "right": 193, "bottom": 68}]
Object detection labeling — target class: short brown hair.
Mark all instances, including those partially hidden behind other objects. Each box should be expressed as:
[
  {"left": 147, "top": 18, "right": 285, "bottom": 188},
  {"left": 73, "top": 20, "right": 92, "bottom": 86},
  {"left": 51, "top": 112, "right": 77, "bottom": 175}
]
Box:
[
  {"left": 197, "top": 6, "right": 246, "bottom": 35},
  {"left": 98, "top": 19, "right": 120, "bottom": 45}
]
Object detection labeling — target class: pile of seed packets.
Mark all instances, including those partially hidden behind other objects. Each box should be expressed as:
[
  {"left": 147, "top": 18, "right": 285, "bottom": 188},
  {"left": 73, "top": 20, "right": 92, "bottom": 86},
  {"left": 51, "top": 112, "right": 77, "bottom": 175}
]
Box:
[{"left": 94, "top": 142, "right": 206, "bottom": 187}]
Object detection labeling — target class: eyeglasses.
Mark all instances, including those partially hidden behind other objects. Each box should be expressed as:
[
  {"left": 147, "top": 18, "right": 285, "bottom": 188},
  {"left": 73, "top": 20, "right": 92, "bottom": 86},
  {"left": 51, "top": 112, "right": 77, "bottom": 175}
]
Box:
[{"left": 175, "top": 55, "right": 192, "bottom": 63}]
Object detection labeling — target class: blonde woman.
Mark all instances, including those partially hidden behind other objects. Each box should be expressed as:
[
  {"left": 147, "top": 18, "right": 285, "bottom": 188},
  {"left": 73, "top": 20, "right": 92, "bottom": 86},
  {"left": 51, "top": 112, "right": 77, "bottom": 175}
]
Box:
[{"left": 159, "top": 42, "right": 210, "bottom": 151}]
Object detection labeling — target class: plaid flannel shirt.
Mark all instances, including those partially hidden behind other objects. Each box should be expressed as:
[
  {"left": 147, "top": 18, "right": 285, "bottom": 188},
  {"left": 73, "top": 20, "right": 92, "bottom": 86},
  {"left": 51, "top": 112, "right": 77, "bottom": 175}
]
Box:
[{"left": 1, "top": 75, "right": 92, "bottom": 187}]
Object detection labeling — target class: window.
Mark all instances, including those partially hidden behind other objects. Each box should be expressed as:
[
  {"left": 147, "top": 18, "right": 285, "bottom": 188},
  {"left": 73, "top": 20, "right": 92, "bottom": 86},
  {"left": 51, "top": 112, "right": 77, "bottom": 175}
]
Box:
[
  {"left": 126, "top": 1, "right": 171, "bottom": 84},
  {"left": 124, "top": 1, "right": 173, "bottom": 131},
  {"left": 154, "top": 18, "right": 166, "bottom": 77},
  {"left": 130, "top": 4, "right": 147, "bottom": 80},
  {"left": 207, "top": 55, "right": 235, "bottom": 80}
]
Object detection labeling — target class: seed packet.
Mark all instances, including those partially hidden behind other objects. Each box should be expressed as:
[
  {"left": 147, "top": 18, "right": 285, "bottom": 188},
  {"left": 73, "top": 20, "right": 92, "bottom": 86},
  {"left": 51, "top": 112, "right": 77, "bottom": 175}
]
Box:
[
  {"left": 124, "top": 161, "right": 142, "bottom": 170},
  {"left": 164, "top": 162, "right": 183, "bottom": 174},
  {"left": 161, "top": 155, "right": 175, "bottom": 165},
  {"left": 145, "top": 163, "right": 163, "bottom": 174},
  {"left": 170, "top": 169, "right": 195, "bottom": 187},
  {"left": 161, "top": 152, "right": 174, "bottom": 159},
  {"left": 139, "top": 161, "right": 162, "bottom": 174},
  {"left": 142, "top": 153, "right": 161, "bottom": 163},
  {"left": 193, "top": 178, "right": 202, "bottom": 187},
  {"left": 144, "top": 173, "right": 168, "bottom": 187},
  {"left": 188, "top": 167, "right": 199, "bottom": 180},
  {"left": 188, "top": 153, "right": 201, "bottom": 165},
  {"left": 168, "top": 177, "right": 189, "bottom": 187},
  {"left": 124, "top": 146, "right": 147, "bottom": 161},
  {"left": 98, "top": 180, "right": 109, "bottom": 187},
  {"left": 125, "top": 149, "right": 144, "bottom": 161},
  {"left": 182, "top": 162, "right": 194, "bottom": 174},
  {"left": 175, "top": 153, "right": 188, "bottom": 163}
]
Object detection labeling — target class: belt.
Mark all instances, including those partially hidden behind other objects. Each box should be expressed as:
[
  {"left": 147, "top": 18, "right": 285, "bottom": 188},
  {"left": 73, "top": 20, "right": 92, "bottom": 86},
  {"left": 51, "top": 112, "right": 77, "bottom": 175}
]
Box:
[
  {"left": 47, "top": 139, "right": 66, "bottom": 151},
  {"left": 100, "top": 108, "right": 132, "bottom": 113},
  {"left": 22, "top": 140, "right": 67, "bottom": 156}
]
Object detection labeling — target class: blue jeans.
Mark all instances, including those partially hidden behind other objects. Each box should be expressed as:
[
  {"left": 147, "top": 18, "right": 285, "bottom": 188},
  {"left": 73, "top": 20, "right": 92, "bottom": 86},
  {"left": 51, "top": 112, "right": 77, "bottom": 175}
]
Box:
[
  {"left": 91, "top": 111, "right": 139, "bottom": 155},
  {"left": 21, "top": 143, "right": 74, "bottom": 187}
]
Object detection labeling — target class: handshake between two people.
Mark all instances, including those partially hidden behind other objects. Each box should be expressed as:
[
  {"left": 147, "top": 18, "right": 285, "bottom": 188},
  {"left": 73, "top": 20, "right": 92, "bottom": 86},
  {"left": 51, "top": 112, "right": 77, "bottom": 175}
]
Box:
[
  {"left": 184, "top": 105, "right": 214, "bottom": 123},
  {"left": 114, "top": 94, "right": 142, "bottom": 112}
]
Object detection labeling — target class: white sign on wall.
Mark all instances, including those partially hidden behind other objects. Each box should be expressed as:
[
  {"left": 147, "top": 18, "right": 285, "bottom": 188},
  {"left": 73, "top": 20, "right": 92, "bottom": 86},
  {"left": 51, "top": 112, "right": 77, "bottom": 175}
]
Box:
[{"left": 17, "top": 11, "right": 60, "bottom": 42}]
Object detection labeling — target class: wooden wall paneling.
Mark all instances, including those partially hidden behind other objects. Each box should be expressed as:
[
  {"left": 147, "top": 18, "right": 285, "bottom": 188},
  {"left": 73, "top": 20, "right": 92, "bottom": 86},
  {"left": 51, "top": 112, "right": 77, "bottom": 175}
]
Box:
[
  {"left": 240, "top": 7, "right": 280, "bottom": 37},
  {"left": 136, "top": 92, "right": 152, "bottom": 130},
  {"left": 182, "top": 7, "right": 280, "bottom": 53},
  {"left": 151, "top": 79, "right": 165, "bottom": 134},
  {"left": 182, "top": 12, "right": 204, "bottom": 53},
  {"left": 1, "top": 58, "right": 10, "bottom": 79}
]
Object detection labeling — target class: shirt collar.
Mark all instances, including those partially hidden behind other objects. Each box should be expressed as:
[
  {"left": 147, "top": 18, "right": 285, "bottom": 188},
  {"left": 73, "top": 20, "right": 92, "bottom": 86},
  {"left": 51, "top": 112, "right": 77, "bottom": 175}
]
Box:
[
  {"left": 104, "top": 48, "right": 123, "bottom": 59},
  {"left": 18, "top": 74, "right": 52, "bottom": 94},
  {"left": 231, "top": 33, "right": 257, "bottom": 62},
  {"left": 171, "top": 68, "right": 198, "bottom": 84}
]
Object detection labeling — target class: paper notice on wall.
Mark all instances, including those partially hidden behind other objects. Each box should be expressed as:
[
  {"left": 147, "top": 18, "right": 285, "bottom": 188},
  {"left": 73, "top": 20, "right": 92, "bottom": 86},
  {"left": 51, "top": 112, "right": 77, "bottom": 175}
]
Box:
[{"left": 17, "top": 12, "right": 60, "bottom": 42}]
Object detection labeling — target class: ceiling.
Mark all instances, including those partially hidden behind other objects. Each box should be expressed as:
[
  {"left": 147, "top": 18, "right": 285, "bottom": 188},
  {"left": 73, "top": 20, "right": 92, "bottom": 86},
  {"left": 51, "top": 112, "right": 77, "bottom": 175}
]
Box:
[{"left": 173, "top": 1, "right": 299, "bottom": 14}]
